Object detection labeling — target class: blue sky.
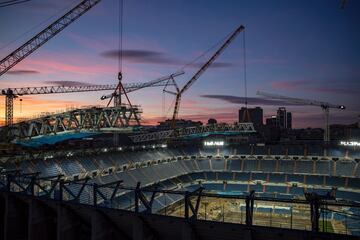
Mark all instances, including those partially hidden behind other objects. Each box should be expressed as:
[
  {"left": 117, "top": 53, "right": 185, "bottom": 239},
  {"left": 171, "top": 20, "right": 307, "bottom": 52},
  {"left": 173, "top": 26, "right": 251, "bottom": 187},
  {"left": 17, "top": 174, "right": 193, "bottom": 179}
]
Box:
[{"left": 0, "top": 0, "right": 359, "bottom": 127}]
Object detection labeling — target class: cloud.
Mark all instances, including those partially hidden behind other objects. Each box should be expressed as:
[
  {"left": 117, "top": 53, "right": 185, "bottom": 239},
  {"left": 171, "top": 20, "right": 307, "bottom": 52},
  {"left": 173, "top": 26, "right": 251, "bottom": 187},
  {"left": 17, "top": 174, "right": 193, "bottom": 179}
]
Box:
[
  {"left": 21, "top": 56, "right": 115, "bottom": 75},
  {"left": 201, "top": 95, "right": 305, "bottom": 106},
  {"left": 271, "top": 80, "right": 310, "bottom": 91},
  {"left": 43, "top": 81, "right": 94, "bottom": 87},
  {"left": 7, "top": 70, "right": 40, "bottom": 75},
  {"left": 100, "top": 49, "right": 233, "bottom": 68},
  {"left": 100, "top": 49, "right": 179, "bottom": 64}
]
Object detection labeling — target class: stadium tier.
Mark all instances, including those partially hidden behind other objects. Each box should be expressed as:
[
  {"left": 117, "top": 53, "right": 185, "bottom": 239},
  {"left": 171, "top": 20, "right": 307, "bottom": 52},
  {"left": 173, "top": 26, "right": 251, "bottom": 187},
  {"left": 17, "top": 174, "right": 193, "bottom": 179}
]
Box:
[{"left": 1, "top": 144, "right": 360, "bottom": 238}]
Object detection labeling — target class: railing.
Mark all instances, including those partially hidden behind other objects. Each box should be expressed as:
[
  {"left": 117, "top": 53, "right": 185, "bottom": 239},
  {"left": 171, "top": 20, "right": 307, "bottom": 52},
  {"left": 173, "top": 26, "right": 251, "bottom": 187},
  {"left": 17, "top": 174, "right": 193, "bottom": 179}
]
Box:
[{"left": 1, "top": 171, "right": 360, "bottom": 236}]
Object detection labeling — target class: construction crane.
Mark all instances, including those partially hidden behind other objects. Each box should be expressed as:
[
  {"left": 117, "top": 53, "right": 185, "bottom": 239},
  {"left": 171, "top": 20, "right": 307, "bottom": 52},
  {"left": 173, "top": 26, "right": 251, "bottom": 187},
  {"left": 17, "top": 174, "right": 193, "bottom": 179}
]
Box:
[
  {"left": 100, "top": 70, "right": 184, "bottom": 101},
  {"left": 0, "top": 0, "right": 102, "bottom": 77},
  {"left": 170, "top": 25, "right": 245, "bottom": 129},
  {"left": 1, "top": 72, "right": 183, "bottom": 125},
  {"left": 256, "top": 91, "right": 346, "bottom": 142}
]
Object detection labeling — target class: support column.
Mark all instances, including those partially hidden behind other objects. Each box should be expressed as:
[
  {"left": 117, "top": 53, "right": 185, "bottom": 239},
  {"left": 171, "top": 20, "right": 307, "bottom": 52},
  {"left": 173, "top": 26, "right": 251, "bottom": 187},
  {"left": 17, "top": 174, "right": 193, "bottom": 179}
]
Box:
[
  {"left": 182, "top": 222, "right": 195, "bottom": 240},
  {"left": 91, "top": 211, "right": 123, "bottom": 240},
  {"left": 132, "top": 216, "right": 156, "bottom": 240},
  {"left": 0, "top": 195, "right": 5, "bottom": 240},
  {"left": 4, "top": 195, "right": 28, "bottom": 240},
  {"left": 310, "top": 200, "right": 320, "bottom": 232},
  {"left": 28, "top": 200, "right": 56, "bottom": 240},
  {"left": 245, "top": 191, "right": 255, "bottom": 227},
  {"left": 57, "top": 205, "right": 90, "bottom": 240}
]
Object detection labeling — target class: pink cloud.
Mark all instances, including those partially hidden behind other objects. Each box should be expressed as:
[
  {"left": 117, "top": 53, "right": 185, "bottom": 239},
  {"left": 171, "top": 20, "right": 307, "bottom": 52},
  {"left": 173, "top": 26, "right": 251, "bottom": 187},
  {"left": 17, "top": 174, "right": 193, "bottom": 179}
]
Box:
[{"left": 271, "top": 80, "right": 310, "bottom": 91}]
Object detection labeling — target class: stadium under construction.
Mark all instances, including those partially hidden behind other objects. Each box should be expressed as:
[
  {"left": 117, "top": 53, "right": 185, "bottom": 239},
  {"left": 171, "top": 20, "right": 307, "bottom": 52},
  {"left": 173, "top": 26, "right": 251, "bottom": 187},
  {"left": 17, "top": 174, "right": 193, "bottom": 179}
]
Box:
[{"left": 1, "top": 0, "right": 360, "bottom": 240}]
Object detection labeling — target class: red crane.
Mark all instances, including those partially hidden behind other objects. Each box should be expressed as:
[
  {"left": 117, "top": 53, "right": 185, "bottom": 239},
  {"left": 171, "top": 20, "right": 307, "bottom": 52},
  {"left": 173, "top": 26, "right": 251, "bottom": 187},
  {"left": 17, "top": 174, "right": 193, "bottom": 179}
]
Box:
[{"left": 171, "top": 25, "right": 245, "bottom": 129}]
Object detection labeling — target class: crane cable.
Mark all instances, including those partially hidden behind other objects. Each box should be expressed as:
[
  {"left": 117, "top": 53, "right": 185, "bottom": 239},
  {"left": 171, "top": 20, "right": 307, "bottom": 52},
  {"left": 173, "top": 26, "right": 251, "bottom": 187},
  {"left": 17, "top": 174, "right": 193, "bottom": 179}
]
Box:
[
  {"left": 176, "top": 31, "right": 233, "bottom": 73},
  {"left": 243, "top": 29, "right": 247, "bottom": 108},
  {"left": 118, "top": 0, "right": 123, "bottom": 75}
]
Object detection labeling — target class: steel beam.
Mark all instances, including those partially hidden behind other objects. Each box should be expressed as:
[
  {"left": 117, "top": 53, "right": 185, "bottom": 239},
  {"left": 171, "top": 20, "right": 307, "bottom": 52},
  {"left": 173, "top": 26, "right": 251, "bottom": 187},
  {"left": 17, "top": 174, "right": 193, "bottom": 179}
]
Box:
[{"left": 129, "top": 123, "right": 256, "bottom": 143}]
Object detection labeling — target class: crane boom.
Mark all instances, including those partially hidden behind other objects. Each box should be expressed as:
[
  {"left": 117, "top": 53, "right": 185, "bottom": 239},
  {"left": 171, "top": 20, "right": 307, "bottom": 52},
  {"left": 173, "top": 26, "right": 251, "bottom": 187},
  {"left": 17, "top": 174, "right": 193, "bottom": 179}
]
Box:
[
  {"left": 256, "top": 90, "right": 345, "bottom": 142},
  {"left": 171, "top": 25, "right": 245, "bottom": 127},
  {"left": 0, "top": 0, "right": 101, "bottom": 77},
  {"left": 256, "top": 91, "right": 345, "bottom": 109}
]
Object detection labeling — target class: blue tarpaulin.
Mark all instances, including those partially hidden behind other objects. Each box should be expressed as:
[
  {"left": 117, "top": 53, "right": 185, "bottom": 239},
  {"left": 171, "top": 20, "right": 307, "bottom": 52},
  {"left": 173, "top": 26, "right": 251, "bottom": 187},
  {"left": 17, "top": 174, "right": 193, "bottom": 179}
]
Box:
[{"left": 14, "top": 132, "right": 100, "bottom": 148}]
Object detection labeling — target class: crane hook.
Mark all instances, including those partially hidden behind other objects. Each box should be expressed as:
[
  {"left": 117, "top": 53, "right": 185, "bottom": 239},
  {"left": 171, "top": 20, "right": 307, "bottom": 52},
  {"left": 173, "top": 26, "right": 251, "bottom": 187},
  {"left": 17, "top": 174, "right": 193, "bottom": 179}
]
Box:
[{"left": 118, "top": 72, "right": 122, "bottom": 82}]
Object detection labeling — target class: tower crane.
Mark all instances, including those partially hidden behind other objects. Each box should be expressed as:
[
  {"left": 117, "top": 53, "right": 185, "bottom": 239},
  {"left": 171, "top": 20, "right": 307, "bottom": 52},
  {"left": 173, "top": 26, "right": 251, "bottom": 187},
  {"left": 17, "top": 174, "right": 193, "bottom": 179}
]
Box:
[
  {"left": 170, "top": 25, "right": 245, "bottom": 129},
  {"left": 1, "top": 72, "right": 183, "bottom": 125},
  {"left": 256, "top": 91, "right": 346, "bottom": 142},
  {"left": 100, "top": 70, "right": 184, "bottom": 102},
  {"left": 0, "top": 0, "right": 102, "bottom": 77}
]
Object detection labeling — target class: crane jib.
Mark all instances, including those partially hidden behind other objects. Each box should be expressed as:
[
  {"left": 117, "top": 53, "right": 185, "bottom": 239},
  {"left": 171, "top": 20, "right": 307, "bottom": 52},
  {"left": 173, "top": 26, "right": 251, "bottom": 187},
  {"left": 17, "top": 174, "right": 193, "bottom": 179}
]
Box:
[{"left": 0, "top": 0, "right": 102, "bottom": 77}]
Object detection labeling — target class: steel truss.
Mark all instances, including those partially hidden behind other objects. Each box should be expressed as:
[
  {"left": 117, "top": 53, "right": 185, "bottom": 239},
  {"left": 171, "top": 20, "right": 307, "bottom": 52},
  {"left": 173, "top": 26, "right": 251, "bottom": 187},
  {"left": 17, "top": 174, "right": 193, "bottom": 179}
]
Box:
[
  {"left": 0, "top": 78, "right": 179, "bottom": 97},
  {"left": 129, "top": 123, "right": 256, "bottom": 143},
  {"left": 2, "top": 106, "right": 141, "bottom": 139}
]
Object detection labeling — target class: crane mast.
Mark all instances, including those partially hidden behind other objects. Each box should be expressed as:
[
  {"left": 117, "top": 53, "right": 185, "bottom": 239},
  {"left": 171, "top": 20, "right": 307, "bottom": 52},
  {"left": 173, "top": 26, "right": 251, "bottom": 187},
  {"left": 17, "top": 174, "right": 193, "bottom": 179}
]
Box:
[
  {"left": 0, "top": 0, "right": 101, "bottom": 77},
  {"left": 256, "top": 91, "right": 345, "bottom": 142},
  {"left": 171, "top": 25, "right": 245, "bottom": 129}
]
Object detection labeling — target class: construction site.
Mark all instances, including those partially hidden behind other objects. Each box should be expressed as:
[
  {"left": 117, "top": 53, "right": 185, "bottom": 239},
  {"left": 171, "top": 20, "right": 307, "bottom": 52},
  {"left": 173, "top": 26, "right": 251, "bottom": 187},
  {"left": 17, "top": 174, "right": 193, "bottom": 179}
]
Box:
[{"left": 0, "top": 1, "right": 359, "bottom": 240}]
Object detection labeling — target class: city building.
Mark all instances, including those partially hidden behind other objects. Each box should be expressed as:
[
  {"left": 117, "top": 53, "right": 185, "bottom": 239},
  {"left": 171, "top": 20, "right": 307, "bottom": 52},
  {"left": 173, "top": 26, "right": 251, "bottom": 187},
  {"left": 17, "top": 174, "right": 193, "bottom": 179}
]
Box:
[
  {"left": 277, "top": 107, "right": 287, "bottom": 129},
  {"left": 287, "top": 112, "right": 292, "bottom": 129},
  {"left": 266, "top": 115, "right": 277, "bottom": 128},
  {"left": 239, "top": 107, "right": 263, "bottom": 127}
]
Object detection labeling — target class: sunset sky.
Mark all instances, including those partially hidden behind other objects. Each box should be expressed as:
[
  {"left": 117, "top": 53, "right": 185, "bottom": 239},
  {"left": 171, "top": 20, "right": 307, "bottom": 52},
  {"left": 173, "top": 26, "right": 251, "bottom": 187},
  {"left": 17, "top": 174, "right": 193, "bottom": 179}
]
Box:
[{"left": 0, "top": 0, "right": 359, "bottom": 127}]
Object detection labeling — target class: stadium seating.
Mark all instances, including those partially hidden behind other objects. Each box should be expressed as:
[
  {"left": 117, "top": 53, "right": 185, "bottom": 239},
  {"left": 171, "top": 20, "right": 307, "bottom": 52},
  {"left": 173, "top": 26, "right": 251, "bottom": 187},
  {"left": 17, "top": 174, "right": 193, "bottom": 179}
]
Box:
[
  {"left": 295, "top": 160, "right": 313, "bottom": 174},
  {"left": 336, "top": 160, "right": 356, "bottom": 176},
  {"left": 315, "top": 160, "right": 333, "bottom": 175},
  {"left": 5, "top": 145, "right": 360, "bottom": 206},
  {"left": 260, "top": 160, "right": 277, "bottom": 172}
]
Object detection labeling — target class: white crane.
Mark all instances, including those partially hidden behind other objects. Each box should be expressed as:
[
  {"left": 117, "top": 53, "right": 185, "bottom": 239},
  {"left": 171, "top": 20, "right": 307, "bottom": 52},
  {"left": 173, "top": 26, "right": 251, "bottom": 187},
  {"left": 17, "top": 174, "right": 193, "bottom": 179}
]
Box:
[{"left": 256, "top": 91, "right": 346, "bottom": 142}]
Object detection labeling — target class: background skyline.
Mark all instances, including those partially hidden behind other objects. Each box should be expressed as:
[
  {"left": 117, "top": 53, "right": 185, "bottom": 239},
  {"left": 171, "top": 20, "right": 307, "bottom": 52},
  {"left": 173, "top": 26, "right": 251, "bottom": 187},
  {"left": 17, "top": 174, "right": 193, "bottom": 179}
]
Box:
[{"left": 0, "top": 0, "right": 359, "bottom": 127}]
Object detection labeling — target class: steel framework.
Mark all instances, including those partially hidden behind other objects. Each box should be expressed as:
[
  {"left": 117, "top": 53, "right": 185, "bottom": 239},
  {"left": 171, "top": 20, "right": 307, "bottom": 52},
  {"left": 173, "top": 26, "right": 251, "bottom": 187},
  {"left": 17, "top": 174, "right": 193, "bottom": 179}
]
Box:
[
  {"left": 1, "top": 170, "right": 359, "bottom": 235},
  {"left": 4, "top": 91, "right": 15, "bottom": 125},
  {"left": 2, "top": 106, "right": 141, "bottom": 139},
  {"left": 129, "top": 123, "right": 256, "bottom": 143},
  {"left": 1, "top": 72, "right": 181, "bottom": 126},
  {"left": 0, "top": 0, "right": 101, "bottom": 77}
]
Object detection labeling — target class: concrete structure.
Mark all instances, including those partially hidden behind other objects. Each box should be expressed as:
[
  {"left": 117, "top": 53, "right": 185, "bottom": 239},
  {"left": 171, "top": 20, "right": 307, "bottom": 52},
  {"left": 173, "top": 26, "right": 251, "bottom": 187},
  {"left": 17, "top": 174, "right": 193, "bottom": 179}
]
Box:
[
  {"left": 277, "top": 107, "right": 287, "bottom": 129},
  {"left": 266, "top": 116, "right": 277, "bottom": 128},
  {"left": 239, "top": 107, "right": 263, "bottom": 127},
  {"left": 1, "top": 187, "right": 358, "bottom": 240},
  {"left": 287, "top": 112, "right": 292, "bottom": 129}
]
